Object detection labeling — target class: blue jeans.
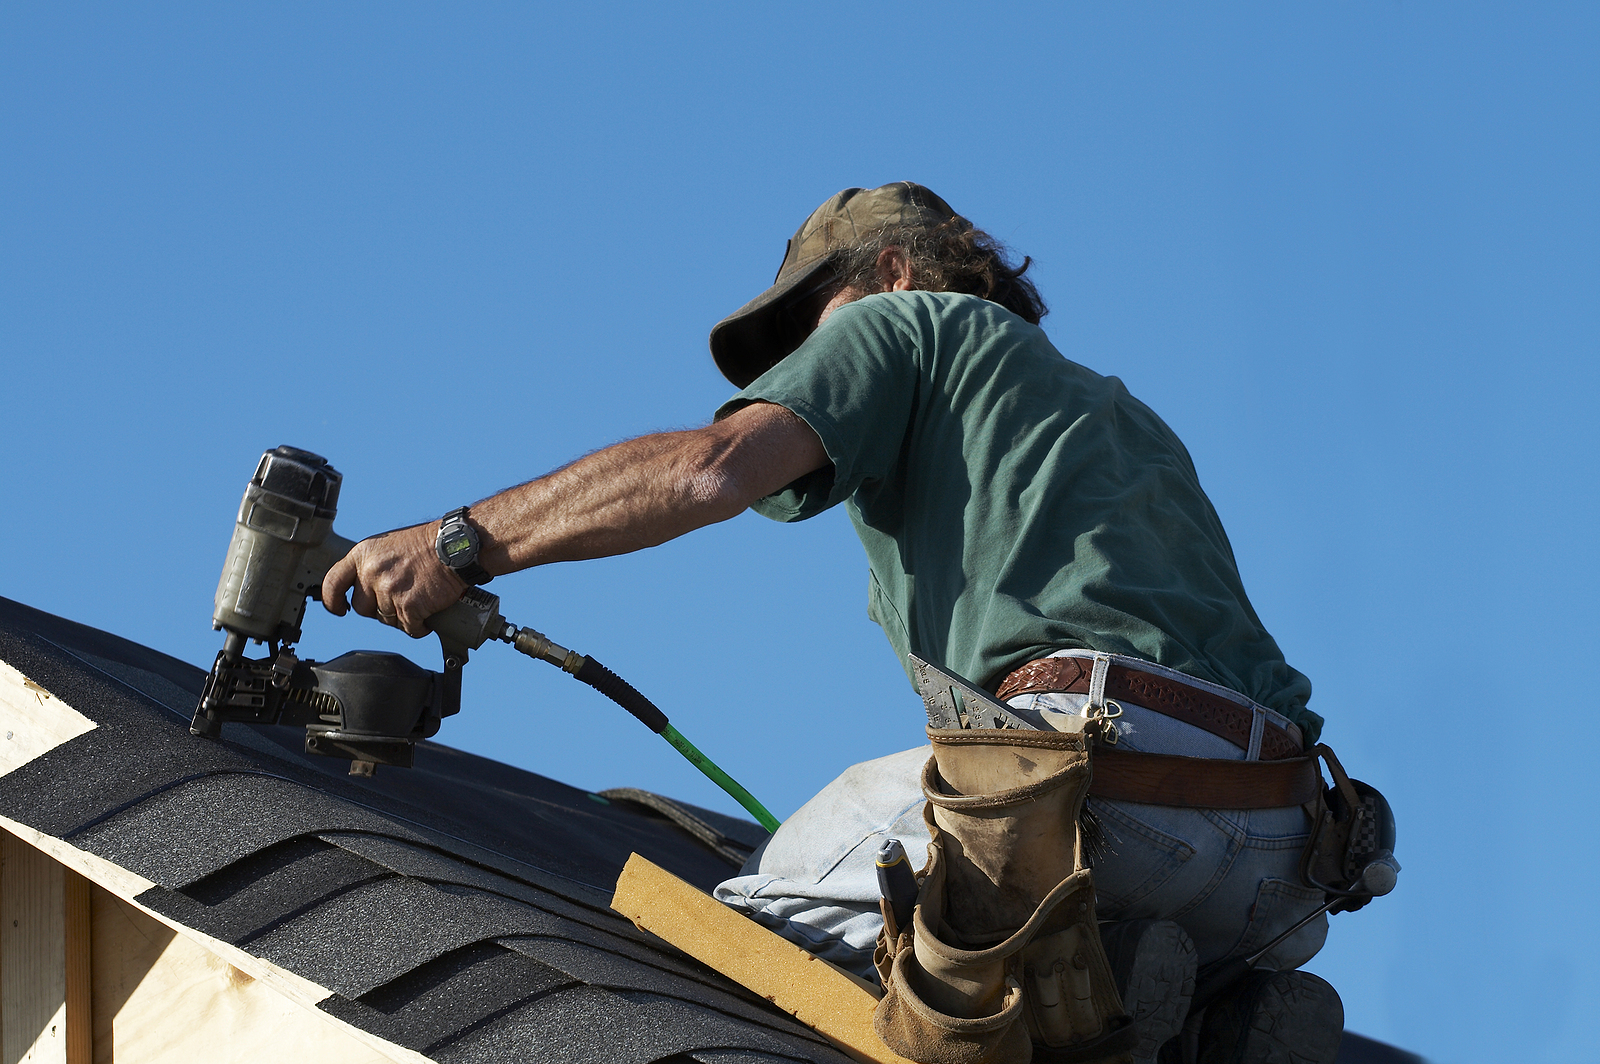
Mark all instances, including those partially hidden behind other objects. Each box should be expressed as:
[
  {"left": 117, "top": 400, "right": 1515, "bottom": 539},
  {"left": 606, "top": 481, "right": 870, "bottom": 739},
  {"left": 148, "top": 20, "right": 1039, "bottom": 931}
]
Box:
[{"left": 715, "top": 657, "right": 1329, "bottom": 981}]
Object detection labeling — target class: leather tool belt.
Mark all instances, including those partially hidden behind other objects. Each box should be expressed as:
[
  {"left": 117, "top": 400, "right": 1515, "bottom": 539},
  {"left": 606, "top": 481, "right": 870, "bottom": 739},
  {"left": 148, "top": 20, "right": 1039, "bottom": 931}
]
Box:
[{"left": 995, "top": 654, "right": 1320, "bottom": 809}]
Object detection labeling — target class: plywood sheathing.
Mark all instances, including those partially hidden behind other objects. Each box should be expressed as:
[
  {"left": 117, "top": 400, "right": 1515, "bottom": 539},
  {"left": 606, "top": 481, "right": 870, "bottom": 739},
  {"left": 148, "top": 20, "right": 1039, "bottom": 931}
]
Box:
[
  {"left": 0, "top": 661, "right": 95, "bottom": 778},
  {"left": 2, "top": 830, "right": 71, "bottom": 1064}
]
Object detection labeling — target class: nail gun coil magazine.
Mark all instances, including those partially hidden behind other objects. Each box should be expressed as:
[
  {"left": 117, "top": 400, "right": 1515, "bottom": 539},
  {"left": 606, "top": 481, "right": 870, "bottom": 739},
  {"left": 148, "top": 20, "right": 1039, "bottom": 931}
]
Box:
[{"left": 196, "top": 646, "right": 455, "bottom": 768}]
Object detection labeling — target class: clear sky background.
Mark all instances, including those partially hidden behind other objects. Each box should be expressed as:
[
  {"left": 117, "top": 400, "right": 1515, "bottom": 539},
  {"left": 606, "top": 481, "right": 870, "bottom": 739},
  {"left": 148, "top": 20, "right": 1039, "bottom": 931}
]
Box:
[{"left": 3, "top": 5, "right": 1595, "bottom": 1061}]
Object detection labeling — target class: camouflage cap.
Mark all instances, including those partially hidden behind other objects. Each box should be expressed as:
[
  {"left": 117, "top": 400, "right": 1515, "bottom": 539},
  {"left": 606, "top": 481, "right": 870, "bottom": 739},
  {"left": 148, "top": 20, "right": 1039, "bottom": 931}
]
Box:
[{"left": 710, "top": 182, "right": 958, "bottom": 388}]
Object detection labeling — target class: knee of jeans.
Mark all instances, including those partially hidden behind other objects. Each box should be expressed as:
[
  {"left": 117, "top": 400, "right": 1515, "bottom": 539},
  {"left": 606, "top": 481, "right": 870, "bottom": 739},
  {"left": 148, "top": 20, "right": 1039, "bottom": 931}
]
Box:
[{"left": 754, "top": 746, "right": 931, "bottom": 884}]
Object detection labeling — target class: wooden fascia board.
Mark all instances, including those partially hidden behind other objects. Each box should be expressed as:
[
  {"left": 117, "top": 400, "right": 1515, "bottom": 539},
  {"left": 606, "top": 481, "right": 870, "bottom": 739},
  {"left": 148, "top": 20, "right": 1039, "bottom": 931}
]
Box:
[{"left": 0, "top": 815, "right": 433, "bottom": 1064}]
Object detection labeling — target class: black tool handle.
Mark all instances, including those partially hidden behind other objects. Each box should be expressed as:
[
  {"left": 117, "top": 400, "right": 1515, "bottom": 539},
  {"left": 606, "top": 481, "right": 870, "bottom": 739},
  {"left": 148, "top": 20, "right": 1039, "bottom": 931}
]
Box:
[{"left": 876, "top": 838, "right": 918, "bottom": 933}]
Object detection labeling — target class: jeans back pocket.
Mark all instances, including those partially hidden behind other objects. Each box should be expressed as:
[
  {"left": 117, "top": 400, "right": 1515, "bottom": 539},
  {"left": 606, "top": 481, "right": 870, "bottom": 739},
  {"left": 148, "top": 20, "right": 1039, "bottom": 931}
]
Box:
[{"left": 1088, "top": 797, "right": 1196, "bottom": 917}]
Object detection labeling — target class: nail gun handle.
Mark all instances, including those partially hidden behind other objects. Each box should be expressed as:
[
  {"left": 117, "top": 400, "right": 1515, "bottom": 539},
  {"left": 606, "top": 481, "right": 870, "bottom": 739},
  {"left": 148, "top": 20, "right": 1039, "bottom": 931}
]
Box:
[
  {"left": 303, "top": 532, "right": 358, "bottom": 597},
  {"left": 427, "top": 586, "right": 504, "bottom": 654}
]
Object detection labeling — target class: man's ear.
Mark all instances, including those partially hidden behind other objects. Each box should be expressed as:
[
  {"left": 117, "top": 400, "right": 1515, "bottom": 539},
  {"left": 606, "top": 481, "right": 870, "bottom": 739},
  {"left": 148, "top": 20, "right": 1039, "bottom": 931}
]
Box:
[{"left": 876, "top": 247, "right": 915, "bottom": 292}]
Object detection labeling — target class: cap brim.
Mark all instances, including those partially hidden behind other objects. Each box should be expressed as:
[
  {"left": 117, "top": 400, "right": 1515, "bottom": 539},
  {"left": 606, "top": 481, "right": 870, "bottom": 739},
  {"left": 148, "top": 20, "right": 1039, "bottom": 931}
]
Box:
[{"left": 709, "top": 255, "right": 835, "bottom": 389}]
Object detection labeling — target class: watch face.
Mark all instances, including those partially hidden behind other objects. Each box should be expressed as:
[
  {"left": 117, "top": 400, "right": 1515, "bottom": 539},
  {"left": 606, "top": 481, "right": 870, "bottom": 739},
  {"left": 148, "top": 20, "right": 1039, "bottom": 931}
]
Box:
[{"left": 440, "top": 522, "right": 478, "bottom": 565}]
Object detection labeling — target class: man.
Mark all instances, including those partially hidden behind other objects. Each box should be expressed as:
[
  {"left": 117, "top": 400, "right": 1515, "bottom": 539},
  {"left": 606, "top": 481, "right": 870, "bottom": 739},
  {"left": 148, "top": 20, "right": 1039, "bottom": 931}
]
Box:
[{"left": 324, "top": 183, "right": 1345, "bottom": 1063}]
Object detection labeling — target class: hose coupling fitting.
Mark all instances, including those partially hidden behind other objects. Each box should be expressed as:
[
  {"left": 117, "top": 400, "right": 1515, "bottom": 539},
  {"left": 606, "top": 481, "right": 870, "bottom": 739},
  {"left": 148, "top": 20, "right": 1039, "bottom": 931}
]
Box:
[{"left": 506, "top": 624, "right": 584, "bottom": 674}]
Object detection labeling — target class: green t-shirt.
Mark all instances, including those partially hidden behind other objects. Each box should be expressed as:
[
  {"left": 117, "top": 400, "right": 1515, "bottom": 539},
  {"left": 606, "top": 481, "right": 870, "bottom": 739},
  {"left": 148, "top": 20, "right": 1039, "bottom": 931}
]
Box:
[{"left": 717, "top": 291, "right": 1320, "bottom": 741}]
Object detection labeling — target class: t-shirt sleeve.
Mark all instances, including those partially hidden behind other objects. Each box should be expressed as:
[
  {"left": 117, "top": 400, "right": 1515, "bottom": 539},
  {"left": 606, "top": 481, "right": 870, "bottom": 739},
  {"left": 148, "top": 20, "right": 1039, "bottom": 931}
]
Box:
[{"left": 714, "top": 298, "right": 921, "bottom": 521}]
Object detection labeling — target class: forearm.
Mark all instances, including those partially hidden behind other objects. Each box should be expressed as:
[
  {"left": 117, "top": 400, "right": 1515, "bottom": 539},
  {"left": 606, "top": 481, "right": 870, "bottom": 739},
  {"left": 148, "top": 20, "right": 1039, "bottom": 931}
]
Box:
[
  {"left": 470, "top": 400, "right": 824, "bottom": 576},
  {"left": 322, "top": 401, "right": 826, "bottom": 635},
  {"left": 472, "top": 432, "right": 743, "bottom": 571}
]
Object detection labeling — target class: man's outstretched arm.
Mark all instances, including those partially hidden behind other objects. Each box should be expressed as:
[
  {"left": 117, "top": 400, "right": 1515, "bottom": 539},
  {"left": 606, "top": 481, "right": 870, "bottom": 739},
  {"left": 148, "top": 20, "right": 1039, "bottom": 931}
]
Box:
[{"left": 321, "top": 400, "right": 829, "bottom": 637}]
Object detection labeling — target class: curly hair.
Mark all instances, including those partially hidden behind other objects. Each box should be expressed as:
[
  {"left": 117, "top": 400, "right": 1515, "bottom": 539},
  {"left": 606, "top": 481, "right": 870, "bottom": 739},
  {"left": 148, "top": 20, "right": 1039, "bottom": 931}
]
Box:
[{"left": 829, "top": 217, "right": 1047, "bottom": 324}]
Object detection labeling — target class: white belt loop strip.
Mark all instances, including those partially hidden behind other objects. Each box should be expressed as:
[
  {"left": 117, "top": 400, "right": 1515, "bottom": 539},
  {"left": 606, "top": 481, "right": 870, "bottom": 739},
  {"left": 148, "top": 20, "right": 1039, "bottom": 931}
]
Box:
[
  {"left": 1246, "top": 705, "right": 1266, "bottom": 761},
  {"left": 1087, "top": 652, "right": 1111, "bottom": 711}
]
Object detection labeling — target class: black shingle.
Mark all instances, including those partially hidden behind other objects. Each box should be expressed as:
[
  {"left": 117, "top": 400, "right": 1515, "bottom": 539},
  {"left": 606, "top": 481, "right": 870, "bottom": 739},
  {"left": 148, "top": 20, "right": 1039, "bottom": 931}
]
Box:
[
  {"left": 77, "top": 773, "right": 438, "bottom": 889},
  {"left": 315, "top": 830, "right": 661, "bottom": 950},
  {"left": 497, "top": 935, "right": 816, "bottom": 1039},
  {"left": 431, "top": 986, "right": 852, "bottom": 1064},
  {"left": 226, "top": 877, "right": 545, "bottom": 998},
  {"left": 319, "top": 942, "right": 577, "bottom": 1052},
  {"left": 139, "top": 836, "right": 391, "bottom": 943}
]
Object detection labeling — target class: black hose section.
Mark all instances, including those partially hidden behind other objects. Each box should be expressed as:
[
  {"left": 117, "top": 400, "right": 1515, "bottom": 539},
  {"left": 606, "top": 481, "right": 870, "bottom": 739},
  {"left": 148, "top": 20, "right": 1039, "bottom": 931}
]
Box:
[{"left": 573, "top": 656, "right": 670, "bottom": 734}]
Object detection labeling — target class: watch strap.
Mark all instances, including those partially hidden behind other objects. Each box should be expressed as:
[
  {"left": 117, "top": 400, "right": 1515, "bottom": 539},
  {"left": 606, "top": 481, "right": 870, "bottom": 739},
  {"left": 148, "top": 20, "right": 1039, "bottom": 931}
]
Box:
[{"left": 454, "top": 559, "right": 493, "bottom": 586}]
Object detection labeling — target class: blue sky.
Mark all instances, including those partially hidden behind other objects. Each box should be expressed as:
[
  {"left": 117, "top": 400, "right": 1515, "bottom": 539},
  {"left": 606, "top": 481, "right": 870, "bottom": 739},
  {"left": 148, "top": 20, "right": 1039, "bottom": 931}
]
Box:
[{"left": 3, "top": 5, "right": 1596, "bottom": 1060}]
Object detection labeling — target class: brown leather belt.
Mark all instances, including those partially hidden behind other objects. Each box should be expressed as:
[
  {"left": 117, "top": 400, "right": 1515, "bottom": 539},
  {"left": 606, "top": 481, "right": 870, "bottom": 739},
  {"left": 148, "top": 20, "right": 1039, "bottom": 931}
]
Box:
[
  {"left": 995, "top": 656, "right": 1302, "bottom": 762},
  {"left": 1088, "top": 747, "right": 1322, "bottom": 808},
  {"left": 996, "top": 655, "right": 1317, "bottom": 808}
]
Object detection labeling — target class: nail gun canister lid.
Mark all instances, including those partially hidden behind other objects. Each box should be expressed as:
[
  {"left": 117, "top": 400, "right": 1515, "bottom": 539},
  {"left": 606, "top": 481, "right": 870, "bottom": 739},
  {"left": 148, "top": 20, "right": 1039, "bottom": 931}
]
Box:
[
  {"left": 310, "top": 651, "right": 434, "bottom": 737},
  {"left": 254, "top": 446, "right": 342, "bottom": 516}
]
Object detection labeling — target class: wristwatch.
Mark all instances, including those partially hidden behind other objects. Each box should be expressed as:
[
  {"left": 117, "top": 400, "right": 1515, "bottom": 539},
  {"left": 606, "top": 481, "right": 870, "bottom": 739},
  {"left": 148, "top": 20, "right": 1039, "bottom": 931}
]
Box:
[{"left": 434, "top": 507, "right": 493, "bottom": 585}]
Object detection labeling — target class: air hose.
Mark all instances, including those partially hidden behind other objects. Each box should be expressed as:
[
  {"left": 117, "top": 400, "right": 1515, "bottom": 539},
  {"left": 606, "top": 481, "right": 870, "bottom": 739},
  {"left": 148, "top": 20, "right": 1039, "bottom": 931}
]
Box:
[{"left": 495, "top": 622, "right": 781, "bottom": 833}]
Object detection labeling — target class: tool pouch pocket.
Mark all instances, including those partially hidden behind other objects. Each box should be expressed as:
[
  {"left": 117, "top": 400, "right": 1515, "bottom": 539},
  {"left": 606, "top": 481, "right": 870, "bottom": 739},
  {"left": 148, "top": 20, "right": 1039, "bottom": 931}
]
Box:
[
  {"left": 872, "top": 880, "right": 1033, "bottom": 1064},
  {"left": 1018, "top": 892, "right": 1137, "bottom": 1062},
  {"left": 1021, "top": 922, "right": 1109, "bottom": 1046},
  {"left": 875, "top": 896, "right": 912, "bottom": 989}
]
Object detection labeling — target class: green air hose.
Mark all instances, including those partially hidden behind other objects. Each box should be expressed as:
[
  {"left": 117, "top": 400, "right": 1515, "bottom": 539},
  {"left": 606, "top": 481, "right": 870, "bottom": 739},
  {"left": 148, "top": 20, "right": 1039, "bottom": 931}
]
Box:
[
  {"left": 658, "top": 724, "right": 780, "bottom": 833},
  {"left": 498, "top": 623, "right": 781, "bottom": 833}
]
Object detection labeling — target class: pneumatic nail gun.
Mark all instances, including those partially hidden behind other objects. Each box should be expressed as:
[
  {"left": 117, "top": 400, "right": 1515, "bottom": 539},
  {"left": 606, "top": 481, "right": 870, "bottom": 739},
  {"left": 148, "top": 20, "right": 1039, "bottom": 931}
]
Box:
[
  {"left": 190, "top": 445, "right": 506, "bottom": 775},
  {"left": 191, "top": 445, "right": 781, "bottom": 826}
]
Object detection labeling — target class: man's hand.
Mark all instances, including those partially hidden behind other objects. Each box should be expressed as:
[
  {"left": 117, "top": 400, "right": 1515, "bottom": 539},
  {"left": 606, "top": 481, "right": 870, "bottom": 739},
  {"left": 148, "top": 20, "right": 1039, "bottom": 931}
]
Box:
[{"left": 321, "top": 522, "right": 467, "bottom": 638}]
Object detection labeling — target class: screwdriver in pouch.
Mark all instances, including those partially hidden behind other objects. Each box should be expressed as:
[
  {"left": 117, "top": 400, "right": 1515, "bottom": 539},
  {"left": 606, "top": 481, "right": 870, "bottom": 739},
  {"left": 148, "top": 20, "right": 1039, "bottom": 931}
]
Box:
[{"left": 876, "top": 838, "right": 919, "bottom": 933}]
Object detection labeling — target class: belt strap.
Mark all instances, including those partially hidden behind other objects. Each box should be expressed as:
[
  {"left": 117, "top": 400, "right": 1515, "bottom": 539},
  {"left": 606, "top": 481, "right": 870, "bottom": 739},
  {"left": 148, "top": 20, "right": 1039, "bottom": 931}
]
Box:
[
  {"left": 995, "top": 656, "right": 1302, "bottom": 762},
  {"left": 1089, "top": 747, "right": 1322, "bottom": 808}
]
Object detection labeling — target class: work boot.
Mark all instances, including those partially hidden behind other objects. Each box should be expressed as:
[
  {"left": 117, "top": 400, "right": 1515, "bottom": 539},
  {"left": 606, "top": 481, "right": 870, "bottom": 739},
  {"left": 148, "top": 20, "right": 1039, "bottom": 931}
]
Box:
[
  {"left": 1100, "top": 920, "right": 1197, "bottom": 1064},
  {"left": 873, "top": 728, "right": 1135, "bottom": 1064},
  {"left": 1196, "top": 970, "right": 1343, "bottom": 1064}
]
